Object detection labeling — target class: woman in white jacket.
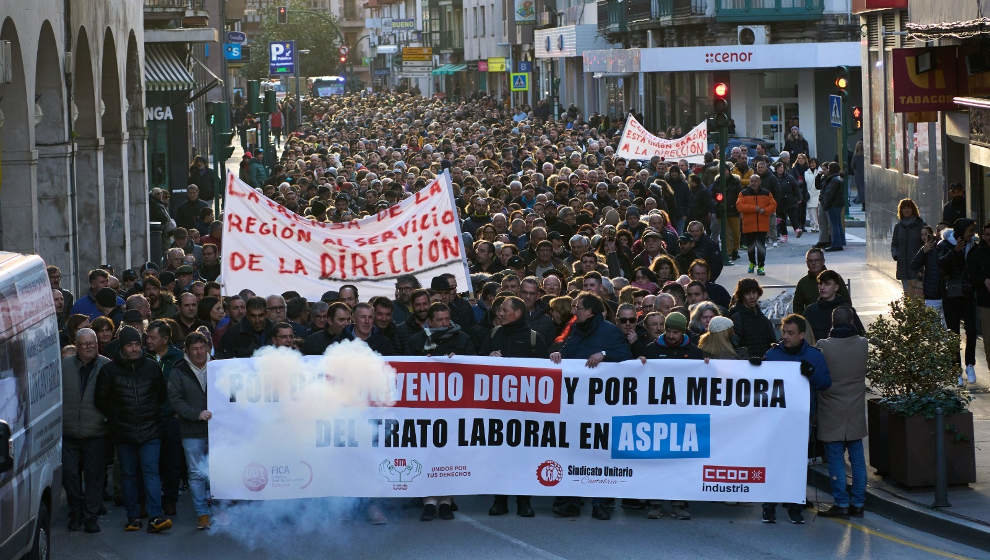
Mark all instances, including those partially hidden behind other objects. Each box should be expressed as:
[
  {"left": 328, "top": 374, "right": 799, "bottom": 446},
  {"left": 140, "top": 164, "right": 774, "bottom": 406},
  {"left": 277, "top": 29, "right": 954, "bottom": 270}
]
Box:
[{"left": 805, "top": 157, "right": 823, "bottom": 233}]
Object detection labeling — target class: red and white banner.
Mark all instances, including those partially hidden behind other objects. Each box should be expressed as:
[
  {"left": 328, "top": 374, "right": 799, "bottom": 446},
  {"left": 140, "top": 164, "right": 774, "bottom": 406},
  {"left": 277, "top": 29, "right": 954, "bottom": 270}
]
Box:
[
  {"left": 615, "top": 115, "right": 708, "bottom": 163},
  {"left": 208, "top": 354, "right": 810, "bottom": 502},
  {"left": 220, "top": 171, "right": 471, "bottom": 300}
]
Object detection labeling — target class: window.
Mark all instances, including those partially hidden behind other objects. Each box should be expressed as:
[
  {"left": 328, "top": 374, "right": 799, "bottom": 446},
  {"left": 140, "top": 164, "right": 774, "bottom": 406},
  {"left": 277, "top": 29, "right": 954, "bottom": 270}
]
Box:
[
  {"left": 473, "top": 7, "right": 478, "bottom": 37},
  {"left": 480, "top": 5, "right": 485, "bottom": 36},
  {"left": 884, "top": 50, "right": 903, "bottom": 170},
  {"left": 869, "top": 50, "right": 883, "bottom": 165},
  {"left": 491, "top": 3, "right": 495, "bottom": 36}
]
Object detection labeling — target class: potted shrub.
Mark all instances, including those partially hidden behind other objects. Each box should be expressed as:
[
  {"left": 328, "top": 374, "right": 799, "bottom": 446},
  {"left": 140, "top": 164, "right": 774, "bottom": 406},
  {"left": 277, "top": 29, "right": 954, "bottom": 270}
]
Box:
[{"left": 866, "top": 296, "right": 975, "bottom": 487}]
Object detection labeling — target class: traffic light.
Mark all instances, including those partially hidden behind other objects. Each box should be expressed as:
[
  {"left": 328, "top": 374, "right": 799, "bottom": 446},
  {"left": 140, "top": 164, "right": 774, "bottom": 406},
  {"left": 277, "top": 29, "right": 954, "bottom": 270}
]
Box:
[
  {"left": 206, "top": 101, "right": 217, "bottom": 126},
  {"left": 339, "top": 53, "right": 348, "bottom": 65},
  {"left": 208, "top": 101, "right": 236, "bottom": 162},
  {"left": 712, "top": 82, "right": 729, "bottom": 126},
  {"left": 851, "top": 105, "right": 863, "bottom": 129},
  {"left": 834, "top": 66, "right": 849, "bottom": 92},
  {"left": 277, "top": 6, "right": 288, "bottom": 24}
]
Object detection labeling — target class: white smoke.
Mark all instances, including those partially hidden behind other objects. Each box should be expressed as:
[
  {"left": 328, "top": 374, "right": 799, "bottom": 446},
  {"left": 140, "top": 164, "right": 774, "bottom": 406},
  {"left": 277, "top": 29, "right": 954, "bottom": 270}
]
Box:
[{"left": 208, "top": 339, "right": 396, "bottom": 549}]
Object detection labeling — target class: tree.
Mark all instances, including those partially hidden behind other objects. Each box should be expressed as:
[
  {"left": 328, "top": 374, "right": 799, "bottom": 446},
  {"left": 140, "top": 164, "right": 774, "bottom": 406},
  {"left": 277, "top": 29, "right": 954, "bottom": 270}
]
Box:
[{"left": 240, "top": 0, "right": 345, "bottom": 81}]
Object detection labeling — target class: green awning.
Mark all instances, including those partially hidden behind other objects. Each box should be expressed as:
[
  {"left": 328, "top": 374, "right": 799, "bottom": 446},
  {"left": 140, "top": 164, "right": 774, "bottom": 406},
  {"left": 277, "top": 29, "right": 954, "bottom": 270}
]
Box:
[{"left": 431, "top": 63, "right": 468, "bottom": 76}]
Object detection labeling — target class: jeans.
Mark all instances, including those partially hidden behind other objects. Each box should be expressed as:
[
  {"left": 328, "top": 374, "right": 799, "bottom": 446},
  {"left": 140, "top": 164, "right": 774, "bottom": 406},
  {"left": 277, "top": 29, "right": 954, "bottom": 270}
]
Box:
[
  {"left": 742, "top": 232, "right": 767, "bottom": 267},
  {"left": 182, "top": 438, "right": 211, "bottom": 516},
  {"left": 62, "top": 437, "right": 106, "bottom": 522},
  {"left": 827, "top": 207, "right": 845, "bottom": 249},
  {"left": 117, "top": 439, "right": 163, "bottom": 519},
  {"left": 924, "top": 299, "right": 947, "bottom": 328},
  {"left": 943, "top": 297, "right": 977, "bottom": 366},
  {"left": 824, "top": 440, "right": 866, "bottom": 508}
]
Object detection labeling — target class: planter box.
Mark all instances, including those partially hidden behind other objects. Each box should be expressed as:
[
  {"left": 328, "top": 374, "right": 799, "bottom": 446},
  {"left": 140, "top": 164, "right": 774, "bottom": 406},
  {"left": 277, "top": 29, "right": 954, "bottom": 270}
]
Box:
[
  {"left": 872, "top": 402, "right": 977, "bottom": 487},
  {"left": 867, "top": 399, "right": 890, "bottom": 476}
]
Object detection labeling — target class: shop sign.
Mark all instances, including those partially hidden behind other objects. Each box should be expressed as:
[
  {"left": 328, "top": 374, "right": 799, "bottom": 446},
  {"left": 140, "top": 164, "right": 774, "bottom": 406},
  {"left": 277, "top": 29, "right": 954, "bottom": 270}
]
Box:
[
  {"left": 487, "top": 57, "right": 506, "bottom": 72},
  {"left": 145, "top": 106, "right": 174, "bottom": 121}
]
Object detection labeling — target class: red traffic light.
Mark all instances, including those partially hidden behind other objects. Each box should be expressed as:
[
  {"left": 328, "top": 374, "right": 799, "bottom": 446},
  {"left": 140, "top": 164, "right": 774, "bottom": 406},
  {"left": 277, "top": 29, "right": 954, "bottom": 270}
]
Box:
[
  {"left": 851, "top": 106, "right": 862, "bottom": 119},
  {"left": 339, "top": 55, "right": 347, "bottom": 63},
  {"left": 715, "top": 192, "right": 724, "bottom": 202},
  {"left": 713, "top": 82, "right": 728, "bottom": 98}
]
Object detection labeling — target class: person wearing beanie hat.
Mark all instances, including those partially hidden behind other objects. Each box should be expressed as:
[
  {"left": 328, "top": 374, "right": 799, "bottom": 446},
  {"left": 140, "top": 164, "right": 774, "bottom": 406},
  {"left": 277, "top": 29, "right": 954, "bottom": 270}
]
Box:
[
  {"left": 95, "top": 325, "right": 174, "bottom": 533},
  {"left": 697, "top": 316, "right": 749, "bottom": 361},
  {"left": 95, "top": 287, "right": 124, "bottom": 327},
  {"left": 707, "top": 315, "right": 734, "bottom": 334}
]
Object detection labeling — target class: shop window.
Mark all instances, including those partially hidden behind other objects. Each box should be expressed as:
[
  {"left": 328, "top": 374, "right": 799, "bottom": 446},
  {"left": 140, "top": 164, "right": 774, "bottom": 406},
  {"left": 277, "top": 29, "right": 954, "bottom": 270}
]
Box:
[
  {"left": 884, "top": 50, "right": 901, "bottom": 170},
  {"left": 904, "top": 121, "right": 918, "bottom": 176},
  {"left": 758, "top": 70, "right": 799, "bottom": 98},
  {"left": 869, "top": 50, "right": 883, "bottom": 165}
]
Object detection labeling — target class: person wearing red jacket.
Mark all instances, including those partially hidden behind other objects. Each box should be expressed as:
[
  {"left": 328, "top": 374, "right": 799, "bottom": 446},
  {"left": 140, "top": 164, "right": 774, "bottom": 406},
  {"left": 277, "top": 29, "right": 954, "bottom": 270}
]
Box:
[{"left": 735, "top": 174, "right": 777, "bottom": 276}]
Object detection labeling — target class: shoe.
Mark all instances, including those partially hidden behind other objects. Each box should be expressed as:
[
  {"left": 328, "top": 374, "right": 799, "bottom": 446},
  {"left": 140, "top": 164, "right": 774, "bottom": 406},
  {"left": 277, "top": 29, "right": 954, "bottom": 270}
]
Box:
[
  {"left": 849, "top": 505, "right": 864, "bottom": 517},
  {"left": 748, "top": 263, "right": 755, "bottom": 274},
  {"left": 68, "top": 516, "right": 82, "bottom": 532},
  {"left": 757, "top": 267, "right": 766, "bottom": 276},
  {"left": 438, "top": 503, "right": 454, "bottom": 520},
  {"left": 124, "top": 519, "right": 142, "bottom": 532},
  {"left": 818, "top": 505, "right": 848, "bottom": 518},
  {"left": 517, "top": 497, "right": 535, "bottom": 517},
  {"left": 196, "top": 515, "right": 211, "bottom": 530},
  {"left": 552, "top": 501, "right": 581, "bottom": 517},
  {"left": 670, "top": 505, "right": 691, "bottom": 520},
  {"left": 84, "top": 518, "right": 101, "bottom": 533},
  {"left": 959, "top": 375, "right": 966, "bottom": 387},
  {"left": 163, "top": 501, "right": 177, "bottom": 517},
  {"left": 450, "top": 499, "right": 458, "bottom": 512},
  {"left": 761, "top": 504, "right": 776, "bottom": 523},
  {"left": 489, "top": 496, "right": 509, "bottom": 516},
  {"left": 591, "top": 504, "right": 611, "bottom": 520},
  {"left": 367, "top": 504, "right": 387, "bottom": 525},
  {"left": 646, "top": 506, "right": 663, "bottom": 519},
  {"left": 420, "top": 504, "right": 437, "bottom": 521},
  {"left": 772, "top": 241, "right": 779, "bottom": 248},
  {"left": 796, "top": 229, "right": 803, "bottom": 238},
  {"left": 787, "top": 507, "right": 805, "bottom": 524},
  {"left": 147, "top": 516, "right": 172, "bottom": 533},
  {"left": 824, "top": 247, "right": 843, "bottom": 252},
  {"left": 966, "top": 365, "right": 977, "bottom": 383}
]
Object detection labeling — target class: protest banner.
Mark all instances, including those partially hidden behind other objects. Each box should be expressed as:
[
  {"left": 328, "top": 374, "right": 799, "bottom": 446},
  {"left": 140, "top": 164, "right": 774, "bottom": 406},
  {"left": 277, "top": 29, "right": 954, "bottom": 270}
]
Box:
[
  {"left": 208, "top": 354, "right": 809, "bottom": 503},
  {"left": 615, "top": 115, "right": 708, "bottom": 163},
  {"left": 220, "top": 171, "right": 471, "bottom": 300}
]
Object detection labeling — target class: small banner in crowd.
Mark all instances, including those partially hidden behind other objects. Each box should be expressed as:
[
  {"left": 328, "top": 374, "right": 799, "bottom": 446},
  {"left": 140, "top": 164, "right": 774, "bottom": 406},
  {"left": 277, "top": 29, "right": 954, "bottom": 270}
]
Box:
[
  {"left": 220, "top": 171, "right": 471, "bottom": 301},
  {"left": 615, "top": 115, "right": 708, "bottom": 163},
  {"left": 208, "top": 354, "right": 809, "bottom": 503}
]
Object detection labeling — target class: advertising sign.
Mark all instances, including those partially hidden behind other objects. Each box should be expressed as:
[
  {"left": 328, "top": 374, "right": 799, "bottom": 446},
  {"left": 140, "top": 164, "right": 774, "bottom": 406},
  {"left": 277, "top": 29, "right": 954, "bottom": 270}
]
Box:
[{"left": 268, "top": 40, "right": 295, "bottom": 76}]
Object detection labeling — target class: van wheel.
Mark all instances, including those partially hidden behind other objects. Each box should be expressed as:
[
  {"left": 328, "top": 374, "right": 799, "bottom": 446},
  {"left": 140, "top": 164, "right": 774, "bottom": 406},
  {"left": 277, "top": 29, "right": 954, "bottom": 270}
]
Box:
[{"left": 27, "top": 501, "right": 50, "bottom": 560}]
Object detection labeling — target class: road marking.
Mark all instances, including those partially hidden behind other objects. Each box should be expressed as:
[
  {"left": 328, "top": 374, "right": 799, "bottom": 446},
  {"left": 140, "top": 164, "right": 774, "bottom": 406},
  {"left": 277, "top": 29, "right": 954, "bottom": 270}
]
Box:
[
  {"left": 827, "top": 518, "right": 974, "bottom": 559},
  {"left": 845, "top": 233, "right": 866, "bottom": 243},
  {"left": 457, "top": 512, "right": 571, "bottom": 560}
]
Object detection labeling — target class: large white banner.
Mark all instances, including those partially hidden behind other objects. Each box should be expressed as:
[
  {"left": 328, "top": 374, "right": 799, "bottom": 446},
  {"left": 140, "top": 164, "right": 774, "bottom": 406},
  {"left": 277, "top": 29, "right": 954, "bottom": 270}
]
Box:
[
  {"left": 220, "top": 171, "right": 471, "bottom": 300},
  {"left": 615, "top": 115, "right": 708, "bottom": 163},
  {"left": 208, "top": 353, "right": 810, "bottom": 503}
]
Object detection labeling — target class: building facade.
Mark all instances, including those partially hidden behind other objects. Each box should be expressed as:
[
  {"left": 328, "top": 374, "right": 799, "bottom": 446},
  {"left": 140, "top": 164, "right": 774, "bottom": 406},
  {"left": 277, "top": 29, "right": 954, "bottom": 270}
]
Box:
[{"left": 0, "top": 0, "right": 147, "bottom": 293}]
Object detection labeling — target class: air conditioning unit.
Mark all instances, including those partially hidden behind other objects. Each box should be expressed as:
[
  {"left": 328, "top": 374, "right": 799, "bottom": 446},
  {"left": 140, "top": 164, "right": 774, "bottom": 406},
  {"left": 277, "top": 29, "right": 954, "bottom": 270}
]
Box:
[{"left": 737, "top": 25, "right": 769, "bottom": 46}]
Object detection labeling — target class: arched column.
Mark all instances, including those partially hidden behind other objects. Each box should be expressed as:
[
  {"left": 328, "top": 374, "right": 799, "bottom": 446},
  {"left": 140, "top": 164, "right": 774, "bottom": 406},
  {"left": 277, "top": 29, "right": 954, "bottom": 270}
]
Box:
[
  {"left": 102, "top": 28, "right": 128, "bottom": 268},
  {"left": 0, "top": 18, "right": 36, "bottom": 255},
  {"left": 125, "top": 31, "right": 148, "bottom": 266},
  {"left": 73, "top": 26, "right": 106, "bottom": 272}
]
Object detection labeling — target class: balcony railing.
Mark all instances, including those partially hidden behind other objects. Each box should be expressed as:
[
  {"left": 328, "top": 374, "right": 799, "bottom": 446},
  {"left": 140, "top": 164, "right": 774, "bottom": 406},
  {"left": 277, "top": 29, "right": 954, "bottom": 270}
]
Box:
[
  {"left": 653, "top": 0, "right": 707, "bottom": 18},
  {"left": 144, "top": 0, "right": 205, "bottom": 10},
  {"left": 715, "top": 0, "right": 823, "bottom": 21},
  {"left": 425, "top": 30, "right": 463, "bottom": 51},
  {"left": 598, "top": 0, "right": 651, "bottom": 33}
]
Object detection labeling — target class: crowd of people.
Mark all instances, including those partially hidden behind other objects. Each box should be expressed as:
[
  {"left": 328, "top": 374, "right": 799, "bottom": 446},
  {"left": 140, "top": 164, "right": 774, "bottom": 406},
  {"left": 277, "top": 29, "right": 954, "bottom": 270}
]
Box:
[{"left": 54, "top": 92, "right": 871, "bottom": 534}]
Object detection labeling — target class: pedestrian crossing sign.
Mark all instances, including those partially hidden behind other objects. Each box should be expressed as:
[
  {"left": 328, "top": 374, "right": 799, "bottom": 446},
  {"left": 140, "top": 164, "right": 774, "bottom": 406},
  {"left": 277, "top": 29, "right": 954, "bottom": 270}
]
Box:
[
  {"left": 510, "top": 72, "right": 530, "bottom": 92},
  {"left": 829, "top": 94, "right": 842, "bottom": 128}
]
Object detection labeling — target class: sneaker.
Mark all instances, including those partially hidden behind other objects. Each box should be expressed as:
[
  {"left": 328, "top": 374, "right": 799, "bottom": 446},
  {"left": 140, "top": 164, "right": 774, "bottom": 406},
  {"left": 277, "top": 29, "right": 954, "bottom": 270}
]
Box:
[
  {"left": 757, "top": 267, "right": 766, "bottom": 276},
  {"left": 420, "top": 504, "right": 437, "bottom": 521},
  {"left": 966, "top": 365, "right": 977, "bottom": 383},
  {"left": 796, "top": 229, "right": 803, "bottom": 238},
  {"left": 959, "top": 375, "right": 966, "bottom": 387},
  {"left": 147, "top": 516, "right": 172, "bottom": 533},
  {"left": 591, "top": 504, "right": 611, "bottom": 520},
  {"left": 438, "top": 503, "right": 454, "bottom": 520},
  {"left": 848, "top": 505, "right": 864, "bottom": 517},
  {"left": 670, "top": 505, "right": 691, "bottom": 520},
  {"left": 787, "top": 507, "right": 805, "bottom": 524},
  {"left": 761, "top": 504, "right": 776, "bottom": 524},
  {"left": 772, "top": 241, "right": 779, "bottom": 248},
  {"left": 124, "top": 519, "right": 142, "bottom": 532},
  {"left": 196, "top": 515, "right": 211, "bottom": 530},
  {"left": 84, "top": 518, "right": 101, "bottom": 533},
  {"left": 818, "top": 505, "right": 848, "bottom": 518},
  {"left": 748, "top": 263, "right": 755, "bottom": 274}
]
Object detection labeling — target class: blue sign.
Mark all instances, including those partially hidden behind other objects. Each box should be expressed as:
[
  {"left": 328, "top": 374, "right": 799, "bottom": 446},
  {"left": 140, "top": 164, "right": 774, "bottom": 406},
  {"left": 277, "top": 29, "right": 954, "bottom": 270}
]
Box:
[
  {"left": 829, "top": 94, "right": 842, "bottom": 128},
  {"left": 269, "top": 40, "right": 295, "bottom": 76},
  {"left": 518, "top": 61, "right": 532, "bottom": 73},
  {"left": 610, "top": 414, "right": 711, "bottom": 459},
  {"left": 224, "top": 43, "right": 243, "bottom": 61},
  {"left": 226, "top": 31, "right": 246, "bottom": 43}
]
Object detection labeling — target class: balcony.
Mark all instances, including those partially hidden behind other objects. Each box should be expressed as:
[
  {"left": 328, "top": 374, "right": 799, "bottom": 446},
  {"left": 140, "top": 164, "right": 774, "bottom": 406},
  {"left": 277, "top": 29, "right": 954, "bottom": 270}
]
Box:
[
  {"left": 597, "top": 0, "right": 651, "bottom": 34},
  {"left": 426, "top": 30, "right": 463, "bottom": 52},
  {"left": 653, "top": 0, "right": 707, "bottom": 18},
  {"left": 144, "top": 0, "right": 208, "bottom": 23},
  {"left": 715, "top": 0, "right": 824, "bottom": 22}
]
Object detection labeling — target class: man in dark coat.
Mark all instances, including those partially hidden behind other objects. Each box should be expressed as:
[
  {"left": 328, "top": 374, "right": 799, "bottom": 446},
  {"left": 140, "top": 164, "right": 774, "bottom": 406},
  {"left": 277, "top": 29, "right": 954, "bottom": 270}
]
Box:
[
  {"left": 394, "top": 289, "right": 432, "bottom": 354},
  {"left": 803, "top": 270, "right": 864, "bottom": 342},
  {"left": 518, "top": 277, "right": 556, "bottom": 344},
  {"left": 348, "top": 302, "right": 396, "bottom": 355},
  {"left": 95, "top": 326, "right": 173, "bottom": 533},
  {"left": 175, "top": 184, "right": 209, "bottom": 230},
  {"left": 302, "top": 302, "right": 354, "bottom": 355},
  {"left": 942, "top": 183, "right": 966, "bottom": 226},
  {"left": 219, "top": 296, "right": 274, "bottom": 358},
  {"left": 406, "top": 303, "right": 476, "bottom": 356}
]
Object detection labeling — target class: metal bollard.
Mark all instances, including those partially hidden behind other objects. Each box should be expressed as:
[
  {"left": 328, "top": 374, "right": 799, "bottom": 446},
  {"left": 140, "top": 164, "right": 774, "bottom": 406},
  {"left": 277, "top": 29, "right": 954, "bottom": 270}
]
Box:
[{"left": 932, "top": 406, "right": 951, "bottom": 508}]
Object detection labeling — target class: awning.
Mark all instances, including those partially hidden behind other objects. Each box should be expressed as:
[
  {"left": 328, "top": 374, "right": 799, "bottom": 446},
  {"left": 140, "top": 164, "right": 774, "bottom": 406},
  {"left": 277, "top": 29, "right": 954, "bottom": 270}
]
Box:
[
  {"left": 145, "top": 44, "right": 196, "bottom": 92},
  {"left": 188, "top": 55, "right": 224, "bottom": 103},
  {"left": 431, "top": 63, "right": 467, "bottom": 76}
]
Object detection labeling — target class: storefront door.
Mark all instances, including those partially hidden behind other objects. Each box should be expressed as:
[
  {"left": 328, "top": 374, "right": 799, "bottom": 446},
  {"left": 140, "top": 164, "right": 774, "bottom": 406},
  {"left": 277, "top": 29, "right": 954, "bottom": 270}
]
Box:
[{"left": 760, "top": 101, "right": 798, "bottom": 153}]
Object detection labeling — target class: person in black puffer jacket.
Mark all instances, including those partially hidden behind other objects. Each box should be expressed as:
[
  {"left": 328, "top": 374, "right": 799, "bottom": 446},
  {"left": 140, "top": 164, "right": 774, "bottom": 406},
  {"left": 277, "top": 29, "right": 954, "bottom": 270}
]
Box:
[
  {"left": 937, "top": 218, "right": 978, "bottom": 380},
  {"left": 95, "top": 326, "right": 172, "bottom": 532},
  {"left": 727, "top": 278, "right": 777, "bottom": 358}
]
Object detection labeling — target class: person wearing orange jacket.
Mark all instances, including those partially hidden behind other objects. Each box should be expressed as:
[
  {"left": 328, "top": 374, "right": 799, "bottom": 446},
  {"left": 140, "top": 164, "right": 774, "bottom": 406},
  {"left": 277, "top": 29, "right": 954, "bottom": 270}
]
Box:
[{"left": 735, "top": 174, "right": 777, "bottom": 276}]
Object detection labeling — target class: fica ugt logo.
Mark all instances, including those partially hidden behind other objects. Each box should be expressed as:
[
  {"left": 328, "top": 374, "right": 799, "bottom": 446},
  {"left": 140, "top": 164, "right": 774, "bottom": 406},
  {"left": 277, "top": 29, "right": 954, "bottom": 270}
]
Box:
[{"left": 379, "top": 458, "right": 423, "bottom": 483}]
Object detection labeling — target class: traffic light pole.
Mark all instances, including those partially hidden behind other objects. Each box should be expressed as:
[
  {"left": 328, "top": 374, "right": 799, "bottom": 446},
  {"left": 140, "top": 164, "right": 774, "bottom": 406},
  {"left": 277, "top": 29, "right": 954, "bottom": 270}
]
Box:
[{"left": 717, "top": 126, "right": 730, "bottom": 266}]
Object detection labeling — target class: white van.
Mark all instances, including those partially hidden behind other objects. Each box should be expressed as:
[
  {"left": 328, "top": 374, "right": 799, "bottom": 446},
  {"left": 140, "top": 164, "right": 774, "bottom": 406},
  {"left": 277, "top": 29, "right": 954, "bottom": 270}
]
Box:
[{"left": 0, "top": 252, "right": 62, "bottom": 560}]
